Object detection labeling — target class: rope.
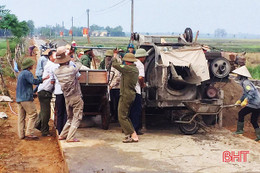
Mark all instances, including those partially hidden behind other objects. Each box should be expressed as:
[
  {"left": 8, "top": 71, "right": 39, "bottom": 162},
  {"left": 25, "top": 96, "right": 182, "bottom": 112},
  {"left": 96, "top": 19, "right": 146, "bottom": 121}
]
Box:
[{"left": 8, "top": 102, "right": 18, "bottom": 116}]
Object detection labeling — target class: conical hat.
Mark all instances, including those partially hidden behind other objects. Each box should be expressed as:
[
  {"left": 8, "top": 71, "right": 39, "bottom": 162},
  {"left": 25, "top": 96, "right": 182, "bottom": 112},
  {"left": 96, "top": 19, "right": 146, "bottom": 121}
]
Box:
[{"left": 232, "top": 66, "right": 252, "bottom": 78}]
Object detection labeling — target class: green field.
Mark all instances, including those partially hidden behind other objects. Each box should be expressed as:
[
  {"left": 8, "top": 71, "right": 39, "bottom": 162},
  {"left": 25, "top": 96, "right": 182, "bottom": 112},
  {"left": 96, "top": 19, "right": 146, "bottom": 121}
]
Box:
[
  {"left": 58, "top": 36, "right": 260, "bottom": 53},
  {"left": 197, "top": 38, "right": 260, "bottom": 53}
]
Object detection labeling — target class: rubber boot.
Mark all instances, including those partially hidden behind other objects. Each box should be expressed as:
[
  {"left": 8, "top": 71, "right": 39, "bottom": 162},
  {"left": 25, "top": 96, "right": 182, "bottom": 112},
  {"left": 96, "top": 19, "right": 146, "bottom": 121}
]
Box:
[
  {"left": 233, "top": 121, "right": 244, "bottom": 134},
  {"left": 255, "top": 128, "right": 260, "bottom": 141}
]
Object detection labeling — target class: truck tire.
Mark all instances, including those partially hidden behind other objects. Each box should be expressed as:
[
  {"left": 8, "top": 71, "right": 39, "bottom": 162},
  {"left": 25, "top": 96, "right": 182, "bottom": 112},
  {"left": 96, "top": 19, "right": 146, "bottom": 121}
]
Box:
[{"left": 179, "top": 113, "right": 199, "bottom": 135}]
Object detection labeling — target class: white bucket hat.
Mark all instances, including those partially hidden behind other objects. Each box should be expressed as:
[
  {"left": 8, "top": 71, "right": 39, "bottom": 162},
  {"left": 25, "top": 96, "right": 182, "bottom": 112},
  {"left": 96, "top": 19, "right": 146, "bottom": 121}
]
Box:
[{"left": 232, "top": 66, "right": 252, "bottom": 78}]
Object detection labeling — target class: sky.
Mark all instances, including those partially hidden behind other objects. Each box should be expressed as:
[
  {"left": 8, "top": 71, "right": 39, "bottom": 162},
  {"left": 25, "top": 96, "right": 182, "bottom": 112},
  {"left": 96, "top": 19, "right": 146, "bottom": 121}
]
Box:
[{"left": 1, "top": 0, "right": 260, "bottom": 35}]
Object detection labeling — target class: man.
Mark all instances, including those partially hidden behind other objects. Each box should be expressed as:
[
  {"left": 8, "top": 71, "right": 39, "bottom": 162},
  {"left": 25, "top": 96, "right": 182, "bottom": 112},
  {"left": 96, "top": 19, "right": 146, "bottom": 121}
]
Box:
[
  {"left": 99, "top": 50, "right": 113, "bottom": 69},
  {"left": 35, "top": 49, "right": 50, "bottom": 79},
  {"left": 232, "top": 66, "right": 260, "bottom": 141},
  {"left": 34, "top": 49, "right": 50, "bottom": 93},
  {"left": 112, "top": 53, "right": 139, "bottom": 143},
  {"left": 80, "top": 49, "right": 95, "bottom": 68},
  {"left": 126, "top": 43, "right": 135, "bottom": 54},
  {"left": 35, "top": 49, "right": 56, "bottom": 136},
  {"left": 54, "top": 47, "right": 83, "bottom": 142},
  {"left": 106, "top": 50, "right": 122, "bottom": 122},
  {"left": 16, "top": 58, "right": 48, "bottom": 140},
  {"left": 52, "top": 47, "right": 80, "bottom": 135},
  {"left": 129, "top": 48, "right": 148, "bottom": 135}
]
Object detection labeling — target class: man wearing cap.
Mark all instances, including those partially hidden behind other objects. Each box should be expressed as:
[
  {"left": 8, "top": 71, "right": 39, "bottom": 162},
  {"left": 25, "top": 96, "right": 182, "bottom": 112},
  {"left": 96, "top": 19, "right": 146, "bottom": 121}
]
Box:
[
  {"left": 126, "top": 43, "right": 135, "bottom": 54},
  {"left": 112, "top": 53, "right": 139, "bottom": 143},
  {"left": 232, "top": 66, "right": 260, "bottom": 141},
  {"left": 129, "top": 48, "right": 148, "bottom": 135},
  {"left": 35, "top": 49, "right": 57, "bottom": 136},
  {"left": 81, "top": 49, "right": 95, "bottom": 68},
  {"left": 54, "top": 47, "right": 83, "bottom": 142},
  {"left": 16, "top": 58, "right": 49, "bottom": 140}
]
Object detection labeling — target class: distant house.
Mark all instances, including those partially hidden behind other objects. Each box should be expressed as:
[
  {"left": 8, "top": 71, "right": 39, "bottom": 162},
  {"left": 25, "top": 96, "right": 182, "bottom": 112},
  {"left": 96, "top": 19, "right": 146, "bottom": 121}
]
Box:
[{"left": 91, "top": 30, "right": 108, "bottom": 37}]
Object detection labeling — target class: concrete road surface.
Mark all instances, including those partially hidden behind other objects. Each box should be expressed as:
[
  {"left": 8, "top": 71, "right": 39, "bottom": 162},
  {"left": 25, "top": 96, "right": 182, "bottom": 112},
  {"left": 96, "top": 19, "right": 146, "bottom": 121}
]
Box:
[{"left": 59, "top": 119, "right": 260, "bottom": 173}]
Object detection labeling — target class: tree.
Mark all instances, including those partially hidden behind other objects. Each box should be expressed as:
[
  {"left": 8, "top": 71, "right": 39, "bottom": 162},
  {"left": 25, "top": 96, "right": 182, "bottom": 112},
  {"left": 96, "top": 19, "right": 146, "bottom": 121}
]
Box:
[
  {"left": 214, "top": 28, "right": 227, "bottom": 38},
  {"left": 0, "top": 5, "right": 10, "bottom": 18},
  {"left": 0, "top": 7, "right": 29, "bottom": 38},
  {"left": 27, "top": 20, "right": 35, "bottom": 36}
]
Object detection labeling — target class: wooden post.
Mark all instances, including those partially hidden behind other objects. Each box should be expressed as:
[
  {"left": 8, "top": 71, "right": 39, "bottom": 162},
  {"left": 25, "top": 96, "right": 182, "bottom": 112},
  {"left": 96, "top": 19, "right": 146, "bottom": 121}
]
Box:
[{"left": 218, "top": 90, "right": 224, "bottom": 128}]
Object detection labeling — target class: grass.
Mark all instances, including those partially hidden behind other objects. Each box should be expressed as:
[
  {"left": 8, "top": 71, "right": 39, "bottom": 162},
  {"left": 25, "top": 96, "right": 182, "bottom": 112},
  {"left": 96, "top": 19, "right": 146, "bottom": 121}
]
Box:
[
  {"left": 198, "top": 38, "right": 260, "bottom": 53},
  {"left": 248, "top": 65, "right": 260, "bottom": 80},
  {"left": 53, "top": 36, "right": 260, "bottom": 53}
]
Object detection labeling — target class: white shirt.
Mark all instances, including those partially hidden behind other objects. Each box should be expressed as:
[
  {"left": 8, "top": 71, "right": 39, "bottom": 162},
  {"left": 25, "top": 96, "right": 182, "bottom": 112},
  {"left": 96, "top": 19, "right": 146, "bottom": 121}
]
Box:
[
  {"left": 37, "top": 60, "right": 56, "bottom": 92},
  {"left": 134, "top": 59, "right": 145, "bottom": 94},
  {"left": 53, "top": 61, "right": 81, "bottom": 95}
]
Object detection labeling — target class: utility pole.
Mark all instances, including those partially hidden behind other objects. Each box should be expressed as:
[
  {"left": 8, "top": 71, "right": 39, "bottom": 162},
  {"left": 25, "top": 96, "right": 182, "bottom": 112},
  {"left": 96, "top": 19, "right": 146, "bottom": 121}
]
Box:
[
  {"left": 62, "top": 21, "right": 64, "bottom": 33},
  {"left": 71, "top": 16, "right": 74, "bottom": 41},
  {"left": 131, "top": 0, "right": 134, "bottom": 34},
  {"left": 86, "top": 9, "right": 90, "bottom": 43}
]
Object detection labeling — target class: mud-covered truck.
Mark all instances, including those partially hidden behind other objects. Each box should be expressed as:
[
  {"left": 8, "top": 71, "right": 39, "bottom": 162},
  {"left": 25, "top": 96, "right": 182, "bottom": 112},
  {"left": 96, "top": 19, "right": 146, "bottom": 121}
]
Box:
[{"left": 131, "top": 28, "right": 235, "bottom": 134}]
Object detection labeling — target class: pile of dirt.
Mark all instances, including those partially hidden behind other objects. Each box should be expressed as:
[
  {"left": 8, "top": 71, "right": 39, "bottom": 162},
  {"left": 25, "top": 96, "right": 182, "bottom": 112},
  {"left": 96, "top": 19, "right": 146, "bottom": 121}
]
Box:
[
  {"left": 215, "top": 79, "right": 242, "bottom": 127},
  {"left": 216, "top": 78, "right": 259, "bottom": 139}
]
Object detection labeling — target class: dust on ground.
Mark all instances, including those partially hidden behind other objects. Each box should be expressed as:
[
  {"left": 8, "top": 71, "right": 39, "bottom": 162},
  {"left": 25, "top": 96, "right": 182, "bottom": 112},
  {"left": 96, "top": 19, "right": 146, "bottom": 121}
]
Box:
[{"left": 0, "top": 50, "right": 66, "bottom": 173}]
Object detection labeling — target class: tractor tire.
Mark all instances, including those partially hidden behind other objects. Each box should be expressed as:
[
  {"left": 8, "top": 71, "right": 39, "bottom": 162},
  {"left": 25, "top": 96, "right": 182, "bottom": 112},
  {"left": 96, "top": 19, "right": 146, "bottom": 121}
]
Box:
[{"left": 184, "top": 28, "right": 193, "bottom": 43}]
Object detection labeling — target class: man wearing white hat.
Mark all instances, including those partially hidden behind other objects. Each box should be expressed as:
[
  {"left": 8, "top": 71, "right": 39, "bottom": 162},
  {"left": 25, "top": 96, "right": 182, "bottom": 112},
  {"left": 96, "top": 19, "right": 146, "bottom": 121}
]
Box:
[
  {"left": 54, "top": 47, "right": 83, "bottom": 142},
  {"left": 232, "top": 66, "right": 260, "bottom": 141}
]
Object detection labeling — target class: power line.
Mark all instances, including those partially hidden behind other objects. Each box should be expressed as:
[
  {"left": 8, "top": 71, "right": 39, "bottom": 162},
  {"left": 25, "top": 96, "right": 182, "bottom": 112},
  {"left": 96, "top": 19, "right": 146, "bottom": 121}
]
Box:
[{"left": 93, "top": 0, "right": 129, "bottom": 15}]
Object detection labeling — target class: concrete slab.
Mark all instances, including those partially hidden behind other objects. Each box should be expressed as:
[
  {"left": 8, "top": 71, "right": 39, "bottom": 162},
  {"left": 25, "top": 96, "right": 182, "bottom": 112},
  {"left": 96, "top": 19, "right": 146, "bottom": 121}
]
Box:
[{"left": 59, "top": 123, "right": 260, "bottom": 173}]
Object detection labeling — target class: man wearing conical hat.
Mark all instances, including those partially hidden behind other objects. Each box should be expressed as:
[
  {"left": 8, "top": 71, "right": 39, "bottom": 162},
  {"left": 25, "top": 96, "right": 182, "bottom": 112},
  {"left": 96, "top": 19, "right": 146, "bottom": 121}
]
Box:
[
  {"left": 232, "top": 66, "right": 260, "bottom": 141},
  {"left": 54, "top": 46, "right": 83, "bottom": 142},
  {"left": 112, "top": 53, "right": 139, "bottom": 143}
]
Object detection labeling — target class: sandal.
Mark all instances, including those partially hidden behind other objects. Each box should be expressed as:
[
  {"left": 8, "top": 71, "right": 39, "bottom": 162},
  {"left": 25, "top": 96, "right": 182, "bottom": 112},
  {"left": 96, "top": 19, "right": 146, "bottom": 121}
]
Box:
[
  {"left": 25, "top": 135, "right": 39, "bottom": 140},
  {"left": 66, "top": 138, "right": 80, "bottom": 142},
  {"left": 42, "top": 133, "right": 52, "bottom": 137},
  {"left": 122, "top": 136, "right": 138, "bottom": 143},
  {"left": 58, "top": 136, "right": 66, "bottom": 140}
]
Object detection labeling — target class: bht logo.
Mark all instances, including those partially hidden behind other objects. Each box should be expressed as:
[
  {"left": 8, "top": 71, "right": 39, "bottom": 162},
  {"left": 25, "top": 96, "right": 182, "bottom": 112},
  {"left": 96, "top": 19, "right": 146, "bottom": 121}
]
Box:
[{"left": 223, "top": 151, "right": 249, "bottom": 162}]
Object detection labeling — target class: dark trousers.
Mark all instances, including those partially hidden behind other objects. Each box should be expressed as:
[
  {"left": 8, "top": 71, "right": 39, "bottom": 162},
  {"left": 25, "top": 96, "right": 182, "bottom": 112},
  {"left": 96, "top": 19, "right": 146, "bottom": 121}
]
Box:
[
  {"left": 129, "top": 94, "right": 142, "bottom": 132},
  {"left": 238, "top": 106, "right": 260, "bottom": 129},
  {"left": 110, "top": 89, "right": 120, "bottom": 120},
  {"left": 35, "top": 90, "right": 52, "bottom": 135},
  {"left": 55, "top": 94, "right": 68, "bottom": 134}
]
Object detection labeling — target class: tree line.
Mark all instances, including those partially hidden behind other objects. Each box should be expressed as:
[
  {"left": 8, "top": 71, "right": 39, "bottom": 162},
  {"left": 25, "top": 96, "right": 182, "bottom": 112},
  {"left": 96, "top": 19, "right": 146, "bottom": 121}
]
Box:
[{"left": 34, "top": 24, "right": 125, "bottom": 37}]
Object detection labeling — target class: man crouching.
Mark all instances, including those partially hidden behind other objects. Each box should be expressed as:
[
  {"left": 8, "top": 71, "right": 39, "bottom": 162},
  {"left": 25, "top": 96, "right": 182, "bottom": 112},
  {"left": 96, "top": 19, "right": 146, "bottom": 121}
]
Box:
[{"left": 54, "top": 47, "right": 83, "bottom": 142}]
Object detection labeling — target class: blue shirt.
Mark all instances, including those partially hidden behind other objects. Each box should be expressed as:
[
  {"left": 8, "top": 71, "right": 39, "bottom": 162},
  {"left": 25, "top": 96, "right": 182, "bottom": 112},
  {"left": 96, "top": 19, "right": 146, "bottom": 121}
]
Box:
[
  {"left": 240, "top": 79, "right": 260, "bottom": 109},
  {"left": 35, "top": 55, "right": 48, "bottom": 77},
  {"left": 16, "top": 70, "right": 42, "bottom": 102}
]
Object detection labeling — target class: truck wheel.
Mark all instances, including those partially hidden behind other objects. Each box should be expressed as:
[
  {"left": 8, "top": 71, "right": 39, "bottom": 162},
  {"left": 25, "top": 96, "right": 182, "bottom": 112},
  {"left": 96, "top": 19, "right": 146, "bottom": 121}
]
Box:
[
  {"left": 101, "top": 99, "right": 110, "bottom": 130},
  {"left": 179, "top": 114, "right": 199, "bottom": 135}
]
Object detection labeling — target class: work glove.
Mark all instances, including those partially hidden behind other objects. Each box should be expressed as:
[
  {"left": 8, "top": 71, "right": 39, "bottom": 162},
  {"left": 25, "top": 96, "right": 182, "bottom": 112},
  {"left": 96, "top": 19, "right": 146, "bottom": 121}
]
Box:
[
  {"left": 235, "top": 100, "right": 241, "bottom": 105},
  {"left": 241, "top": 98, "right": 248, "bottom": 107}
]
